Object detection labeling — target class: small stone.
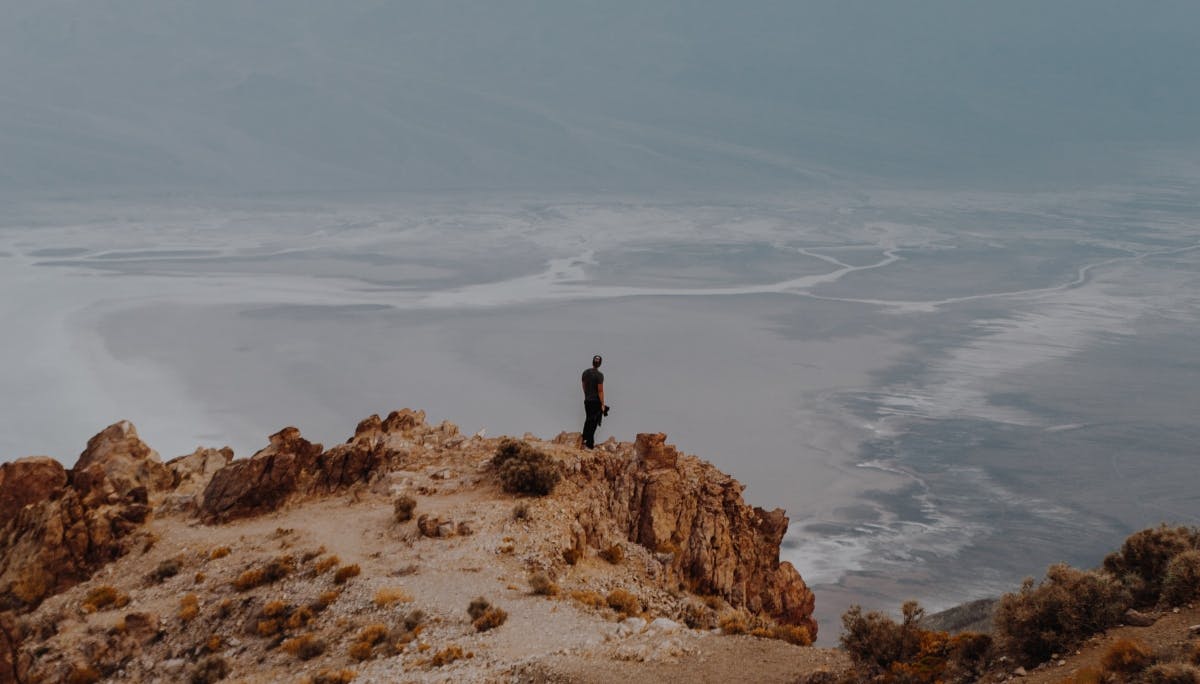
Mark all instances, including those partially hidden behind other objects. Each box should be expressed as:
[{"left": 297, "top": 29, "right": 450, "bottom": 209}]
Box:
[
  {"left": 1123, "top": 608, "right": 1156, "bottom": 627},
  {"left": 649, "top": 617, "right": 682, "bottom": 633},
  {"left": 1188, "top": 624, "right": 1200, "bottom": 635},
  {"left": 162, "top": 659, "right": 186, "bottom": 674},
  {"left": 1013, "top": 666, "right": 1027, "bottom": 677},
  {"left": 1057, "top": 660, "right": 1067, "bottom": 666}
]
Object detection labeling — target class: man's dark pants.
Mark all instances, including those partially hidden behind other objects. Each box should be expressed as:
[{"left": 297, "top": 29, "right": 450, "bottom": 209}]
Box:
[{"left": 582, "top": 399, "right": 603, "bottom": 448}]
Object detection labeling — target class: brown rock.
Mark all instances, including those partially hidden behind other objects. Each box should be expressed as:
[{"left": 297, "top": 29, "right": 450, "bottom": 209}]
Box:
[
  {"left": 71, "top": 421, "right": 172, "bottom": 506},
  {"left": 0, "top": 611, "right": 27, "bottom": 684},
  {"left": 199, "top": 427, "right": 322, "bottom": 523},
  {"left": 382, "top": 409, "right": 426, "bottom": 434},
  {"left": 122, "top": 611, "right": 160, "bottom": 644},
  {"left": 1123, "top": 608, "right": 1156, "bottom": 627},
  {"left": 0, "top": 457, "right": 67, "bottom": 525},
  {"left": 159, "top": 447, "right": 234, "bottom": 514}
]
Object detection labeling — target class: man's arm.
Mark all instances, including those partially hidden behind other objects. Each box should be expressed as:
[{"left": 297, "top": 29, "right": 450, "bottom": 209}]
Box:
[{"left": 598, "top": 383, "right": 605, "bottom": 409}]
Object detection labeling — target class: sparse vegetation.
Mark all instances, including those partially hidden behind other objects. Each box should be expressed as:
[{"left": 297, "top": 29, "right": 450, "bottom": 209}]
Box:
[
  {"left": 1143, "top": 663, "right": 1200, "bottom": 684},
  {"left": 468, "top": 596, "right": 492, "bottom": 620},
  {"left": 512, "top": 502, "right": 531, "bottom": 521},
  {"left": 1102, "top": 638, "right": 1155, "bottom": 675},
  {"left": 719, "top": 613, "right": 748, "bottom": 635},
  {"left": 286, "top": 606, "right": 315, "bottom": 630},
  {"left": 606, "top": 589, "right": 640, "bottom": 618},
  {"left": 599, "top": 544, "right": 625, "bottom": 564},
  {"left": 314, "top": 589, "right": 341, "bottom": 611},
  {"left": 994, "top": 563, "right": 1130, "bottom": 665},
  {"left": 473, "top": 607, "right": 508, "bottom": 632},
  {"left": 209, "top": 546, "right": 231, "bottom": 560},
  {"left": 150, "top": 558, "right": 181, "bottom": 583},
  {"left": 190, "top": 655, "right": 230, "bottom": 684},
  {"left": 492, "top": 439, "right": 561, "bottom": 496},
  {"left": 309, "top": 670, "right": 356, "bottom": 684},
  {"left": 262, "top": 600, "right": 288, "bottom": 618},
  {"left": 1103, "top": 525, "right": 1200, "bottom": 605},
  {"left": 374, "top": 586, "right": 413, "bottom": 607},
  {"left": 81, "top": 585, "right": 129, "bottom": 613},
  {"left": 562, "top": 547, "right": 581, "bottom": 565},
  {"left": 570, "top": 590, "right": 606, "bottom": 610},
  {"left": 334, "top": 564, "right": 361, "bottom": 585},
  {"left": 528, "top": 572, "right": 559, "bottom": 596},
  {"left": 314, "top": 555, "right": 340, "bottom": 575},
  {"left": 348, "top": 623, "right": 390, "bottom": 661},
  {"left": 282, "top": 634, "right": 328, "bottom": 660},
  {"left": 1162, "top": 550, "right": 1200, "bottom": 606},
  {"left": 430, "top": 645, "right": 471, "bottom": 667},
  {"left": 233, "top": 555, "right": 295, "bottom": 591},
  {"left": 840, "top": 601, "right": 992, "bottom": 683},
  {"left": 394, "top": 495, "right": 417, "bottom": 523},
  {"left": 179, "top": 593, "right": 200, "bottom": 622}
]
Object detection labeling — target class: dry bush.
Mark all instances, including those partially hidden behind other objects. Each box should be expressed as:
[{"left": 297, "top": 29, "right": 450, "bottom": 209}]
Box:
[
  {"left": 374, "top": 587, "right": 413, "bottom": 607},
  {"left": 216, "top": 599, "right": 234, "bottom": 619},
  {"left": 681, "top": 600, "right": 717, "bottom": 630},
  {"left": 1162, "top": 550, "right": 1200, "bottom": 606},
  {"left": 840, "top": 602, "right": 926, "bottom": 672},
  {"left": 150, "top": 558, "right": 181, "bottom": 583},
  {"left": 286, "top": 606, "right": 315, "bottom": 631},
  {"left": 309, "top": 670, "right": 356, "bottom": 684},
  {"left": 492, "top": 439, "right": 561, "bottom": 496},
  {"left": 1058, "top": 666, "right": 1104, "bottom": 684},
  {"left": 257, "top": 619, "right": 280, "bottom": 637},
  {"left": 528, "top": 572, "right": 559, "bottom": 596},
  {"left": 189, "top": 655, "right": 230, "bottom": 684},
  {"left": 719, "top": 613, "right": 749, "bottom": 635},
  {"left": 314, "top": 590, "right": 341, "bottom": 611},
  {"left": 348, "top": 623, "right": 389, "bottom": 661},
  {"left": 262, "top": 600, "right": 288, "bottom": 618},
  {"left": 994, "top": 564, "right": 1130, "bottom": 666},
  {"left": 394, "top": 495, "right": 417, "bottom": 523},
  {"left": 334, "top": 564, "right": 361, "bottom": 585},
  {"left": 840, "top": 603, "right": 992, "bottom": 684},
  {"left": 179, "top": 594, "right": 200, "bottom": 622},
  {"left": 431, "top": 645, "right": 471, "bottom": 667},
  {"left": 404, "top": 609, "right": 427, "bottom": 631},
  {"left": 194, "top": 572, "right": 206, "bottom": 584},
  {"left": 314, "top": 555, "right": 340, "bottom": 575},
  {"left": 233, "top": 556, "right": 295, "bottom": 591},
  {"left": 301, "top": 547, "right": 326, "bottom": 563},
  {"left": 1103, "top": 525, "right": 1200, "bottom": 605},
  {"left": 1102, "top": 638, "right": 1155, "bottom": 675},
  {"left": 204, "top": 635, "right": 222, "bottom": 653},
  {"left": 512, "top": 502, "right": 531, "bottom": 521},
  {"left": 562, "top": 547, "right": 581, "bottom": 566},
  {"left": 282, "top": 634, "right": 327, "bottom": 660},
  {"left": 599, "top": 544, "right": 625, "bottom": 564},
  {"left": 82, "top": 585, "right": 129, "bottom": 613},
  {"left": 209, "top": 546, "right": 231, "bottom": 560},
  {"left": 570, "top": 590, "right": 606, "bottom": 610},
  {"left": 770, "top": 624, "right": 813, "bottom": 646},
  {"left": 473, "top": 607, "right": 508, "bottom": 632},
  {"left": 348, "top": 641, "right": 374, "bottom": 661},
  {"left": 1143, "top": 663, "right": 1200, "bottom": 684},
  {"left": 468, "top": 597, "right": 492, "bottom": 620},
  {"left": 606, "top": 589, "right": 641, "bottom": 618}
]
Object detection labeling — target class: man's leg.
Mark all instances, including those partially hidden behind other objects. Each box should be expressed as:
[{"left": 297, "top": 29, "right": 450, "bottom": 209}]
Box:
[{"left": 582, "top": 400, "right": 600, "bottom": 448}]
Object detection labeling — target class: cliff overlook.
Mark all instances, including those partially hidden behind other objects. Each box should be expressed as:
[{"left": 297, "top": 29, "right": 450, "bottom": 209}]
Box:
[{"left": 0, "top": 411, "right": 839, "bottom": 683}]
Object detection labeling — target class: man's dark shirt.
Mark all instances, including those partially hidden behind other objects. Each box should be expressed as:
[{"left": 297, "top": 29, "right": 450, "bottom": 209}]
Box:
[{"left": 582, "top": 368, "right": 604, "bottom": 401}]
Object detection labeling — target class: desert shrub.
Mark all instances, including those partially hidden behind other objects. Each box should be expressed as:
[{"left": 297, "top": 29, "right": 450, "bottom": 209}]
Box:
[
  {"left": 1162, "top": 550, "right": 1200, "bottom": 606},
  {"left": 348, "top": 641, "right": 374, "bottom": 661},
  {"left": 394, "top": 495, "right": 417, "bottom": 523},
  {"left": 358, "top": 623, "right": 389, "bottom": 645},
  {"left": 994, "top": 563, "right": 1131, "bottom": 666},
  {"left": 468, "top": 596, "right": 492, "bottom": 620},
  {"left": 374, "top": 587, "right": 413, "bottom": 607},
  {"left": 179, "top": 594, "right": 200, "bottom": 622},
  {"left": 840, "top": 601, "right": 926, "bottom": 672},
  {"left": 1103, "top": 525, "right": 1200, "bottom": 605},
  {"left": 301, "top": 547, "right": 326, "bottom": 563},
  {"left": 719, "top": 613, "right": 748, "bottom": 635},
  {"left": 528, "top": 572, "right": 559, "bottom": 596},
  {"left": 512, "top": 502, "right": 530, "bottom": 521},
  {"left": 1144, "top": 663, "right": 1200, "bottom": 684},
  {"left": 286, "top": 606, "right": 315, "bottom": 630},
  {"left": 210, "top": 546, "right": 231, "bottom": 560},
  {"left": 314, "top": 590, "right": 341, "bottom": 611},
  {"left": 334, "top": 564, "right": 361, "bottom": 585},
  {"left": 570, "top": 590, "right": 606, "bottom": 609},
  {"left": 492, "top": 439, "right": 561, "bottom": 496},
  {"left": 194, "top": 572, "right": 206, "bottom": 584},
  {"left": 562, "top": 547, "right": 581, "bottom": 566},
  {"left": 473, "top": 607, "right": 508, "bottom": 632},
  {"left": 599, "top": 544, "right": 625, "bottom": 564},
  {"left": 606, "top": 589, "right": 641, "bottom": 618},
  {"left": 282, "top": 634, "right": 327, "bottom": 660},
  {"left": 314, "top": 555, "right": 340, "bottom": 574},
  {"left": 257, "top": 619, "right": 280, "bottom": 637},
  {"left": 431, "top": 645, "right": 470, "bottom": 667},
  {"left": 82, "top": 586, "right": 129, "bottom": 613},
  {"left": 190, "top": 655, "right": 230, "bottom": 684},
  {"left": 151, "top": 559, "right": 181, "bottom": 583},
  {"left": 403, "top": 609, "right": 427, "bottom": 631},
  {"left": 233, "top": 556, "right": 294, "bottom": 591},
  {"left": 1102, "top": 638, "right": 1155, "bottom": 675},
  {"left": 681, "top": 600, "right": 717, "bottom": 630},
  {"left": 262, "top": 600, "right": 288, "bottom": 618},
  {"left": 309, "top": 670, "right": 357, "bottom": 684},
  {"left": 204, "top": 635, "right": 222, "bottom": 653},
  {"left": 1059, "top": 666, "right": 1104, "bottom": 684},
  {"left": 770, "top": 624, "right": 813, "bottom": 646}
]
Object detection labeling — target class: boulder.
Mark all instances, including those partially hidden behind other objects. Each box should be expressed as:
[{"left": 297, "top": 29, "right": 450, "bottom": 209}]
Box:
[
  {"left": 199, "top": 427, "right": 322, "bottom": 523},
  {"left": 0, "top": 457, "right": 67, "bottom": 526},
  {"left": 159, "top": 447, "right": 234, "bottom": 514},
  {"left": 70, "top": 421, "right": 171, "bottom": 506}
]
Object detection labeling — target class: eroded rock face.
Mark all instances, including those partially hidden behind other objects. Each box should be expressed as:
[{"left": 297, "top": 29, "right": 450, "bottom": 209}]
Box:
[
  {"left": 1, "top": 610, "right": 27, "bottom": 684},
  {"left": 199, "top": 427, "right": 323, "bottom": 523},
  {"left": 569, "top": 433, "right": 818, "bottom": 637},
  {"left": 70, "top": 420, "right": 172, "bottom": 507},
  {"left": 159, "top": 447, "right": 234, "bottom": 514},
  {"left": 0, "top": 457, "right": 67, "bottom": 525}
]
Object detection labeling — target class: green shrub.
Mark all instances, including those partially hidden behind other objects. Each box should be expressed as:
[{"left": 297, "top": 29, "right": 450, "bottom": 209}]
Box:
[
  {"left": 994, "top": 563, "right": 1130, "bottom": 666},
  {"left": 492, "top": 439, "right": 560, "bottom": 496},
  {"left": 1103, "top": 525, "right": 1200, "bottom": 605},
  {"left": 1162, "top": 550, "right": 1200, "bottom": 606}
]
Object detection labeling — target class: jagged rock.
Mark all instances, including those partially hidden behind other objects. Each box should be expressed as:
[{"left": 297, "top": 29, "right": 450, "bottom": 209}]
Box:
[
  {"left": 71, "top": 421, "right": 172, "bottom": 507},
  {"left": 0, "top": 457, "right": 67, "bottom": 525},
  {"left": 1123, "top": 608, "right": 1156, "bottom": 627},
  {"left": 1188, "top": 624, "right": 1200, "bottom": 635},
  {"left": 122, "top": 612, "right": 160, "bottom": 644},
  {"left": 1, "top": 611, "right": 28, "bottom": 684},
  {"left": 417, "top": 514, "right": 456, "bottom": 538},
  {"left": 199, "top": 427, "right": 322, "bottom": 523},
  {"left": 159, "top": 447, "right": 234, "bottom": 514},
  {"left": 381, "top": 409, "right": 426, "bottom": 434},
  {"left": 568, "top": 433, "right": 818, "bottom": 637}
]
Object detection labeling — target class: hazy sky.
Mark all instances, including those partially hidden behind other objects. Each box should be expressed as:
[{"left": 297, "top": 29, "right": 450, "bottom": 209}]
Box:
[{"left": 2, "top": 1, "right": 1198, "bottom": 194}]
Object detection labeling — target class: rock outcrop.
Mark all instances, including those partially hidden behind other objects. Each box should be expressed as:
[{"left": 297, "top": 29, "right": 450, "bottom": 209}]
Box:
[
  {"left": 0, "top": 457, "right": 67, "bottom": 524},
  {"left": 159, "top": 446, "right": 234, "bottom": 514},
  {"left": 566, "top": 432, "right": 818, "bottom": 637}
]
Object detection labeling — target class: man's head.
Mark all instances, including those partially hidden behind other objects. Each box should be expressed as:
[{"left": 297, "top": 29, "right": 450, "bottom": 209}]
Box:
[{"left": 592, "top": 355, "right": 602, "bottom": 368}]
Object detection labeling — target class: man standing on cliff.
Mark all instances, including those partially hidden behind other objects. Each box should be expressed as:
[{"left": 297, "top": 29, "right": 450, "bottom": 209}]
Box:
[{"left": 581, "top": 355, "right": 606, "bottom": 449}]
